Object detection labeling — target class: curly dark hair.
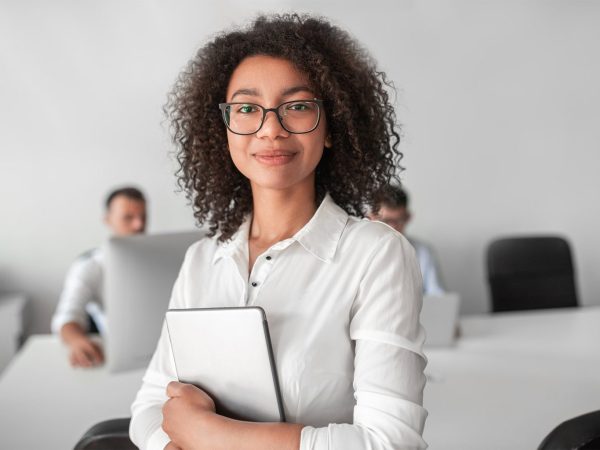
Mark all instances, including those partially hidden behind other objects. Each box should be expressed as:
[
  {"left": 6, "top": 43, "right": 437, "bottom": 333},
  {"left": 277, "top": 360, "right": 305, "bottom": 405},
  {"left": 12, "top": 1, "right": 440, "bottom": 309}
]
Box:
[{"left": 166, "top": 13, "right": 402, "bottom": 241}]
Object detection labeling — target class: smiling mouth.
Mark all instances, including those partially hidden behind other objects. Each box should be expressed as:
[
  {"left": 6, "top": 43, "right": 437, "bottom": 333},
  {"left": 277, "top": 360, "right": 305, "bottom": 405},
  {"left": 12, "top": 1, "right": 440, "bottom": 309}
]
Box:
[{"left": 253, "top": 151, "right": 297, "bottom": 166}]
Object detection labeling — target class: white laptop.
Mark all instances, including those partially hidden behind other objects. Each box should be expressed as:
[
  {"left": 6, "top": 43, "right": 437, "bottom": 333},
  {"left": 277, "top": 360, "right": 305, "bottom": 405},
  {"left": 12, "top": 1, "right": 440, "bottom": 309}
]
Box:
[
  {"left": 104, "top": 230, "right": 204, "bottom": 372},
  {"left": 421, "top": 293, "right": 461, "bottom": 347},
  {"left": 166, "top": 307, "right": 286, "bottom": 422}
]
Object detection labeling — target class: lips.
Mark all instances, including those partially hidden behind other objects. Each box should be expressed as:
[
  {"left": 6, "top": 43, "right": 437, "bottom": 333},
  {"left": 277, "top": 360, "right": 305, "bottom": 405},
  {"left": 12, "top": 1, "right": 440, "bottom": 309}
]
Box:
[{"left": 253, "top": 150, "right": 297, "bottom": 166}]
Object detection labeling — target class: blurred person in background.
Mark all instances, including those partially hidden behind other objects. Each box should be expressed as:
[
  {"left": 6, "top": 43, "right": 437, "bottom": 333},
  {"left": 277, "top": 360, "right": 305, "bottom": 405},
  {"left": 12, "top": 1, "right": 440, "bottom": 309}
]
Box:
[
  {"left": 369, "top": 184, "right": 445, "bottom": 296},
  {"left": 51, "top": 186, "right": 146, "bottom": 367}
]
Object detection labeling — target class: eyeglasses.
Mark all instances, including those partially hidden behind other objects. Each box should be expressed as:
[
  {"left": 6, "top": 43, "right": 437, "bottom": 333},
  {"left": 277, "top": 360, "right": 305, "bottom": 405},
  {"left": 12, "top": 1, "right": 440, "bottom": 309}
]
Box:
[{"left": 218, "top": 99, "right": 323, "bottom": 135}]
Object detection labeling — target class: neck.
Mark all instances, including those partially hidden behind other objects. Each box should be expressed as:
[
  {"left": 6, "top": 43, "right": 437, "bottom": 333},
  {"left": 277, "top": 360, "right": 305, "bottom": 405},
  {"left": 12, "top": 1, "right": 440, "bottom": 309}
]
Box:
[{"left": 249, "top": 183, "right": 318, "bottom": 245}]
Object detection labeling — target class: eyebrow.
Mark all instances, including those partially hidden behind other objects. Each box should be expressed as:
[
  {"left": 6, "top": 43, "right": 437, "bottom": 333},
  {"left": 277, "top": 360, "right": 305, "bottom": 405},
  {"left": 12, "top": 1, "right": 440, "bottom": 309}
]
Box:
[
  {"left": 229, "top": 85, "right": 314, "bottom": 101},
  {"left": 230, "top": 88, "right": 259, "bottom": 100}
]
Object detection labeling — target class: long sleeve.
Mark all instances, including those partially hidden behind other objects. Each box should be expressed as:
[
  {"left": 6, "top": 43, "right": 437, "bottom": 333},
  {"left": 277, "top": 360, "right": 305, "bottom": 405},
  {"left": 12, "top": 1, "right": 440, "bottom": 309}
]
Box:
[
  {"left": 300, "top": 233, "right": 428, "bottom": 449},
  {"left": 51, "top": 252, "right": 103, "bottom": 333}
]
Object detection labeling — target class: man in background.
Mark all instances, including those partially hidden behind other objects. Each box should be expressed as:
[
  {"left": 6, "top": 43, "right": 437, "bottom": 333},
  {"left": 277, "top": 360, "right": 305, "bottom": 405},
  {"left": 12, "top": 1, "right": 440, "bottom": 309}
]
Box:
[
  {"left": 51, "top": 187, "right": 146, "bottom": 367},
  {"left": 369, "top": 184, "right": 445, "bottom": 295}
]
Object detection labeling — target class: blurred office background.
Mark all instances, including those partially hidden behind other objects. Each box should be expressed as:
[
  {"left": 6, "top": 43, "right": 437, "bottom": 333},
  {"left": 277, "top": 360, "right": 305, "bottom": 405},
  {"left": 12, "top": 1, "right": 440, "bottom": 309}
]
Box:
[{"left": 1, "top": 0, "right": 599, "bottom": 337}]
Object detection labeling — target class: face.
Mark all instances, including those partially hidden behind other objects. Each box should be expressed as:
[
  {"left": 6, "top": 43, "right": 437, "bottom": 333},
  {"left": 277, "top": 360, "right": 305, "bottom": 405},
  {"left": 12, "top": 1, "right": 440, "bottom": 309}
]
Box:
[
  {"left": 224, "top": 55, "right": 329, "bottom": 194},
  {"left": 371, "top": 205, "right": 411, "bottom": 234},
  {"left": 105, "top": 195, "right": 146, "bottom": 236}
]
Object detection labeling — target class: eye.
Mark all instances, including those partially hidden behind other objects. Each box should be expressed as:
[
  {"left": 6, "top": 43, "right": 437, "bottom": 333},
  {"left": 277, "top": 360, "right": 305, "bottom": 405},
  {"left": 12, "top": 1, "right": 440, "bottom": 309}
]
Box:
[
  {"left": 236, "top": 104, "right": 259, "bottom": 114},
  {"left": 286, "top": 101, "right": 313, "bottom": 112}
]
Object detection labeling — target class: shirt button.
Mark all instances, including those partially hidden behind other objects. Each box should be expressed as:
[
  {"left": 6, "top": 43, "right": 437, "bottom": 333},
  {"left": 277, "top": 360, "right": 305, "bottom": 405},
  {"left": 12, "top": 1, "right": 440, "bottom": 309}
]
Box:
[
  {"left": 266, "top": 256, "right": 272, "bottom": 261},
  {"left": 251, "top": 281, "right": 258, "bottom": 287}
]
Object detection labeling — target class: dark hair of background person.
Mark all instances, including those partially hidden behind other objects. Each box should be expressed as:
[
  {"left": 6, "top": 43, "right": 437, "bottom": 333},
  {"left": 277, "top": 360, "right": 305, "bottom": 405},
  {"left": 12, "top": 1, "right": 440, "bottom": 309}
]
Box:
[
  {"left": 372, "top": 184, "right": 409, "bottom": 212},
  {"left": 105, "top": 187, "right": 146, "bottom": 210},
  {"left": 166, "top": 13, "right": 403, "bottom": 241}
]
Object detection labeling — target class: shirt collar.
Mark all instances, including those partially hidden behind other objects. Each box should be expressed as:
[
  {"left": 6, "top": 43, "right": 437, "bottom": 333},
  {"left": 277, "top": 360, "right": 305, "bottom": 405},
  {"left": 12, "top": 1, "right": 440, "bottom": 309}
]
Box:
[
  {"left": 213, "top": 216, "right": 251, "bottom": 264},
  {"left": 213, "top": 193, "right": 348, "bottom": 264},
  {"left": 292, "top": 193, "right": 348, "bottom": 262}
]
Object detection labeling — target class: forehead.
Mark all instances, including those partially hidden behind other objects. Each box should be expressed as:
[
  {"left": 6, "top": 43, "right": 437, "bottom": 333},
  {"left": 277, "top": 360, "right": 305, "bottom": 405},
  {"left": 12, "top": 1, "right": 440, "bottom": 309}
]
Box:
[
  {"left": 226, "top": 55, "right": 313, "bottom": 100},
  {"left": 108, "top": 195, "right": 145, "bottom": 212},
  {"left": 378, "top": 205, "right": 408, "bottom": 217}
]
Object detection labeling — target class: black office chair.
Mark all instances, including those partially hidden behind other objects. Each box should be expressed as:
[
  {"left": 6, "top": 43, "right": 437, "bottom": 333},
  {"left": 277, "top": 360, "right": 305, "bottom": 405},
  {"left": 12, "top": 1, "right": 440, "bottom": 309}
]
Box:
[
  {"left": 486, "top": 236, "right": 578, "bottom": 312},
  {"left": 538, "top": 410, "right": 600, "bottom": 450},
  {"left": 74, "top": 418, "right": 136, "bottom": 450}
]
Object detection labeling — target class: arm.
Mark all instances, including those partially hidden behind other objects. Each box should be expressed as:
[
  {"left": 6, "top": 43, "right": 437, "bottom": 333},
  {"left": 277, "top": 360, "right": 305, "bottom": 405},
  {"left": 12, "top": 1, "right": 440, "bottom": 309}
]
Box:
[
  {"left": 52, "top": 254, "right": 104, "bottom": 367},
  {"left": 60, "top": 322, "right": 104, "bottom": 367},
  {"left": 162, "top": 382, "right": 302, "bottom": 450}
]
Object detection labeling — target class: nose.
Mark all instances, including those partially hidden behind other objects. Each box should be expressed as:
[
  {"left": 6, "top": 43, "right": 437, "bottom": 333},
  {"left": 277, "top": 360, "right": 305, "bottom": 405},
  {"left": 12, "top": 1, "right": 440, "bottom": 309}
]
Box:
[
  {"left": 132, "top": 217, "right": 145, "bottom": 233},
  {"left": 256, "top": 109, "right": 289, "bottom": 140}
]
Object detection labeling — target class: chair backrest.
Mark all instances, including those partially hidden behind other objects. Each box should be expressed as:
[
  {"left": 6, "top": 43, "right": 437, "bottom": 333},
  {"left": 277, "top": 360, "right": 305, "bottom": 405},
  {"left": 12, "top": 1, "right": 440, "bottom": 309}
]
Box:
[
  {"left": 486, "top": 236, "right": 578, "bottom": 312},
  {"left": 74, "top": 418, "right": 135, "bottom": 450},
  {"left": 538, "top": 410, "right": 600, "bottom": 450}
]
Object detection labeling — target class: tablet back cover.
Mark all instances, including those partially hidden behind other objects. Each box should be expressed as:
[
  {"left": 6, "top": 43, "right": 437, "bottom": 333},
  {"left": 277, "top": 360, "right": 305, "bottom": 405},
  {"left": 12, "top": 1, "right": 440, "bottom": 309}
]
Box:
[{"left": 166, "top": 307, "right": 285, "bottom": 422}]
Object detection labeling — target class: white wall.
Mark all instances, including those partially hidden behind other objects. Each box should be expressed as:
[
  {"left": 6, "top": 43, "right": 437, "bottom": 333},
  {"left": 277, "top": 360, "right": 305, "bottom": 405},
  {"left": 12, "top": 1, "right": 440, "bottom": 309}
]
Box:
[{"left": 1, "top": 0, "right": 599, "bottom": 334}]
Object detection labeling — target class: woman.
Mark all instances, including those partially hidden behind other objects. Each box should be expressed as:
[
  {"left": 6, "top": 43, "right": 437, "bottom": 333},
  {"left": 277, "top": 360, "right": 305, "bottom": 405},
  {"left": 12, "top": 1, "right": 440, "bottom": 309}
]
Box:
[{"left": 130, "top": 14, "right": 427, "bottom": 450}]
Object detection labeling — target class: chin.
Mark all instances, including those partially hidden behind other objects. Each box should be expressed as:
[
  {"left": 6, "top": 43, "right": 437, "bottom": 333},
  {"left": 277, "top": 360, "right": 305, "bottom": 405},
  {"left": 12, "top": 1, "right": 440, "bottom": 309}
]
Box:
[{"left": 250, "top": 171, "right": 312, "bottom": 192}]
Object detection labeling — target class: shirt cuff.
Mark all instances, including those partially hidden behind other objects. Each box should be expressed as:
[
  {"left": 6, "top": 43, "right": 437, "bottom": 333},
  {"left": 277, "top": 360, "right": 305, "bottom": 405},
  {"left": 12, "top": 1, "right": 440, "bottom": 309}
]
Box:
[
  {"left": 300, "top": 425, "right": 327, "bottom": 450},
  {"left": 146, "top": 426, "right": 171, "bottom": 450}
]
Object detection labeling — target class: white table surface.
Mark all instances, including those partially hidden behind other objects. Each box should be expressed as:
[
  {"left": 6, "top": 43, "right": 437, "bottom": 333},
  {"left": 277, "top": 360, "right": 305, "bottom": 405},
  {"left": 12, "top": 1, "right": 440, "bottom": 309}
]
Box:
[
  {"left": 1, "top": 307, "right": 598, "bottom": 450},
  {"left": 0, "top": 335, "right": 144, "bottom": 450},
  {"left": 423, "top": 306, "right": 600, "bottom": 450}
]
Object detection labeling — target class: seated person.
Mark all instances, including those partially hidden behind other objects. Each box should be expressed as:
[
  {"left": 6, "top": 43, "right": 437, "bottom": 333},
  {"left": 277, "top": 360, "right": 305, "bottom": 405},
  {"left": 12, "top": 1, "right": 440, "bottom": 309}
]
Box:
[
  {"left": 369, "top": 184, "right": 445, "bottom": 295},
  {"left": 51, "top": 186, "right": 146, "bottom": 367}
]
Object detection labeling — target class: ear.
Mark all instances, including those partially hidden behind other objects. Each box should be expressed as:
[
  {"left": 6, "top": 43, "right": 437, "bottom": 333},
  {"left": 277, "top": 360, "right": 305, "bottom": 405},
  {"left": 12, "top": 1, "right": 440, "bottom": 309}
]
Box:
[{"left": 324, "top": 134, "right": 333, "bottom": 148}]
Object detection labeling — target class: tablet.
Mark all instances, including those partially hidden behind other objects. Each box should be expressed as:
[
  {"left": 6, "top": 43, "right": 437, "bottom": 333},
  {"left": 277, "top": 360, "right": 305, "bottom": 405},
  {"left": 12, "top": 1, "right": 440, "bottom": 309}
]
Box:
[{"left": 165, "top": 306, "right": 286, "bottom": 422}]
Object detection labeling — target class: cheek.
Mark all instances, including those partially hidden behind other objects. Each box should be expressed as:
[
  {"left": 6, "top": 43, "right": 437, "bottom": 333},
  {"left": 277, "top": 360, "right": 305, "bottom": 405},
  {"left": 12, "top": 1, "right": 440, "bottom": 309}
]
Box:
[{"left": 226, "top": 134, "right": 252, "bottom": 175}]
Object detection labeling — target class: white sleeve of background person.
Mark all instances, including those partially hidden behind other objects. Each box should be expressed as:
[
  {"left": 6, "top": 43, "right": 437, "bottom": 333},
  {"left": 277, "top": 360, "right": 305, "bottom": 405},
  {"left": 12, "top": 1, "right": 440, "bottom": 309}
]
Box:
[{"left": 51, "top": 254, "right": 102, "bottom": 333}]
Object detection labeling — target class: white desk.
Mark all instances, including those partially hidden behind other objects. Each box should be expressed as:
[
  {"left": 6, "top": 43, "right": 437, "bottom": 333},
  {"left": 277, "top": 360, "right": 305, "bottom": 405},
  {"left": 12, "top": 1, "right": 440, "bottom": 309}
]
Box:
[
  {"left": 423, "top": 306, "right": 600, "bottom": 450},
  {"left": 0, "top": 335, "right": 144, "bottom": 450},
  {"left": 1, "top": 308, "right": 598, "bottom": 450}
]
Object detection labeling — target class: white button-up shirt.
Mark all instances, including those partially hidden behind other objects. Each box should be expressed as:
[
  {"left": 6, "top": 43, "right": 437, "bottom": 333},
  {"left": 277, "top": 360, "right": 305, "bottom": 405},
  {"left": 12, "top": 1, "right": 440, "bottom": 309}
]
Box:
[
  {"left": 51, "top": 248, "right": 107, "bottom": 335},
  {"left": 130, "top": 194, "right": 428, "bottom": 450}
]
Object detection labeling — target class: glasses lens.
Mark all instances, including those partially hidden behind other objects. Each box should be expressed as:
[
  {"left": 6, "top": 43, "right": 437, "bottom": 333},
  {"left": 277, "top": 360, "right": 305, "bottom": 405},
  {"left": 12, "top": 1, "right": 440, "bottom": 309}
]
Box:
[
  {"left": 224, "top": 103, "right": 263, "bottom": 134},
  {"left": 278, "top": 101, "right": 320, "bottom": 133}
]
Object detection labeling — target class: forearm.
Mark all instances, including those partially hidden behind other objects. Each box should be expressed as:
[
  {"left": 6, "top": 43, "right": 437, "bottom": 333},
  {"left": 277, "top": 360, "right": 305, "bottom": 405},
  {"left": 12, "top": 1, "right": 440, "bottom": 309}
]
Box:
[
  {"left": 60, "top": 322, "right": 88, "bottom": 344},
  {"left": 192, "top": 412, "right": 303, "bottom": 450}
]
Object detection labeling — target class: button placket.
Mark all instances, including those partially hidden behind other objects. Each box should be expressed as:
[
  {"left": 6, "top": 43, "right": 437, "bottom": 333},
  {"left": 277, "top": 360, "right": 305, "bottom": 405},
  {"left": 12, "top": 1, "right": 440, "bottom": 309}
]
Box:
[{"left": 247, "top": 253, "right": 275, "bottom": 305}]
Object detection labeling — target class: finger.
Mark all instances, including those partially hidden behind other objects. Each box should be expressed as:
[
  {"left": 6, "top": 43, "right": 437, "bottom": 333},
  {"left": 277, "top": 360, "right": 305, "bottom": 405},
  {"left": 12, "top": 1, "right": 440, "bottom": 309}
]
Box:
[
  {"left": 162, "top": 397, "right": 172, "bottom": 417},
  {"left": 85, "top": 342, "right": 104, "bottom": 365},
  {"left": 166, "top": 381, "right": 185, "bottom": 398},
  {"left": 79, "top": 353, "right": 93, "bottom": 367},
  {"left": 91, "top": 343, "right": 105, "bottom": 363},
  {"left": 74, "top": 350, "right": 90, "bottom": 367},
  {"left": 161, "top": 398, "right": 176, "bottom": 436},
  {"left": 79, "top": 347, "right": 96, "bottom": 367}
]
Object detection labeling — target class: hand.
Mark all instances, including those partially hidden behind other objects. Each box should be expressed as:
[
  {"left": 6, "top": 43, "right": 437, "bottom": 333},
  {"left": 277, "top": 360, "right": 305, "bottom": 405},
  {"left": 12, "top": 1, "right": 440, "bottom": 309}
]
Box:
[
  {"left": 162, "top": 382, "right": 218, "bottom": 450},
  {"left": 68, "top": 335, "right": 104, "bottom": 367}
]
